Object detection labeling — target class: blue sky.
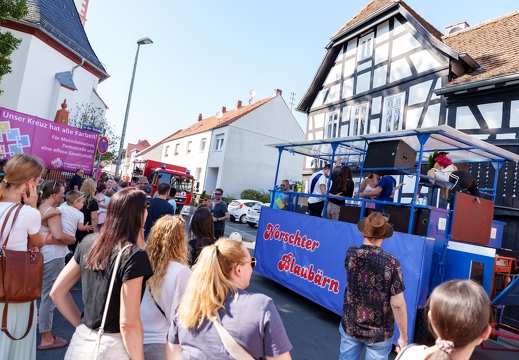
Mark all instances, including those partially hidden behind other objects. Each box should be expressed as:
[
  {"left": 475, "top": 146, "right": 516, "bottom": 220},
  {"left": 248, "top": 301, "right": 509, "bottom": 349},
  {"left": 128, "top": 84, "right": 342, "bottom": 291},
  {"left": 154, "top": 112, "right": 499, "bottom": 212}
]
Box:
[{"left": 84, "top": 0, "right": 518, "bottom": 147}]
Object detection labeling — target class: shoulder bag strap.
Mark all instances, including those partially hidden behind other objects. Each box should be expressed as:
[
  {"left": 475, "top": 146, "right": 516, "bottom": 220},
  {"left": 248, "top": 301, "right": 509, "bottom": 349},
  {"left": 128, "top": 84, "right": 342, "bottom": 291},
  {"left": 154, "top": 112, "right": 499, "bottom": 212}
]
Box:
[
  {"left": 147, "top": 283, "right": 167, "bottom": 319},
  {"left": 211, "top": 314, "right": 254, "bottom": 360},
  {"left": 0, "top": 203, "right": 21, "bottom": 250},
  {"left": 91, "top": 244, "right": 132, "bottom": 358}
]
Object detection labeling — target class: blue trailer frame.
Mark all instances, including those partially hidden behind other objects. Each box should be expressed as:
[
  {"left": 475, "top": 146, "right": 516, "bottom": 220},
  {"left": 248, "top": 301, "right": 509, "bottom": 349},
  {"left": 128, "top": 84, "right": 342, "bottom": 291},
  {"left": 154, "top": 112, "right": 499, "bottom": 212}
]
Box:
[{"left": 254, "top": 125, "right": 519, "bottom": 343}]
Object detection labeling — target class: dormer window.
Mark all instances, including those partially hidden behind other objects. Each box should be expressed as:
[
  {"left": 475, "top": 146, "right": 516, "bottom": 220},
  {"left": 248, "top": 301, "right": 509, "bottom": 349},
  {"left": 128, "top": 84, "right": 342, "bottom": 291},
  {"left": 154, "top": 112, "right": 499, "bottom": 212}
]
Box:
[{"left": 358, "top": 33, "right": 374, "bottom": 61}]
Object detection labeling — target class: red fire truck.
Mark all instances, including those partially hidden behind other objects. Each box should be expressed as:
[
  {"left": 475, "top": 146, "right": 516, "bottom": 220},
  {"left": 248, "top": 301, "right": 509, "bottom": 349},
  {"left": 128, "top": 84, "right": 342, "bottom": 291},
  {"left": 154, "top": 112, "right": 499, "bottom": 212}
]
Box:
[{"left": 132, "top": 160, "right": 195, "bottom": 214}]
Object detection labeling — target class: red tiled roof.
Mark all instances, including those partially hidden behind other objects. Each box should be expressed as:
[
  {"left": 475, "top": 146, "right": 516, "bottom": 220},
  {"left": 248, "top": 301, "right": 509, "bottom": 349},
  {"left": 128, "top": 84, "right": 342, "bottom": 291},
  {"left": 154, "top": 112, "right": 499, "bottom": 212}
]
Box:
[
  {"left": 125, "top": 140, "right": 151, "bottom": 157},
  {"left": 332, "top": 0, "right": 443, "bottom": 41},
  {"left": 443, "top": 11, "right": 519, "bottom": 86},
  {"left": 138, "top": 94, "right": 278, "bottom": 155},
  {"left": 163, "top": 96, "right": 275, "bottom": 143}
]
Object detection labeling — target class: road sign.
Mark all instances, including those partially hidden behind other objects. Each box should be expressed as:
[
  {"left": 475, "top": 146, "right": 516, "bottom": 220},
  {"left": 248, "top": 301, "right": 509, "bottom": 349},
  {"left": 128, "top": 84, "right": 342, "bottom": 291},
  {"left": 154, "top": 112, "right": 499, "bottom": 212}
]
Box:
[
  {"left": 81, "top": 124, "right": 103, "bottom": 133},
  {"left": 97, "top": 136, "right": 109, "bottom": 154}
]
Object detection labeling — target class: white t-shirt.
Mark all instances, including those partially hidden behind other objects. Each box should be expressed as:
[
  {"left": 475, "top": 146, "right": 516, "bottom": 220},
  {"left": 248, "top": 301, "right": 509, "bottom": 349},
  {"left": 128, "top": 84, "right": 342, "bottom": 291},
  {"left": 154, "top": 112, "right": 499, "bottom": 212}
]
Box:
[
  {"left": 0, "top": 203, "right": 41, "bottom": 251},
  {"left": 141, "top": 262, "right": 192, "bottom": 344},
  {"left": 308, "top": 170, "right": 329, "bottom": 204},
  {"left": 40, "top": 207, "right": 69, "bottom": 263},
  {"left": 59, "top": 205, "right": 84, "bottom": 237},
  {"left": 396, "top": 345, "right": 426, "bottom": 360}
]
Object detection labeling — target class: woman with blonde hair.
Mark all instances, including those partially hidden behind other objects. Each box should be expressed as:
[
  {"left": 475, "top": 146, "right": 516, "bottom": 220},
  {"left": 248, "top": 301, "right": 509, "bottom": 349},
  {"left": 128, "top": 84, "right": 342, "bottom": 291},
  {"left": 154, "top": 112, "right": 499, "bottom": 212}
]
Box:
[
  {"left": 0, "top": 154, "right": 45, "bottom": 360},
  {"left": 141, "top": 215, "right": 192, "bottom": 359},
  {"left": 167, "top": 238, "right": 292, "bottom": 359},
  {"left": 51, "top": 187, "right": 153, "bottom": 359},
  {"left": 70, "top": 177, "right": 98, "bottom": 252},
  {"left": 396, "top": 280, "right": 491, "bottom": 360}
]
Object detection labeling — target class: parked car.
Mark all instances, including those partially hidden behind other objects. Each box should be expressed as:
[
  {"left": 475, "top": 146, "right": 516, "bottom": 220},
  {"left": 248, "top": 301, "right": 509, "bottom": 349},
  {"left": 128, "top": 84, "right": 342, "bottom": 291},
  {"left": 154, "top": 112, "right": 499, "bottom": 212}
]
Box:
[
  {"left": 246, "top": 202, "right": 265, "bottom": 228},
  {"left": 228, "top": 199, "right": 260, "bottom": 224}
]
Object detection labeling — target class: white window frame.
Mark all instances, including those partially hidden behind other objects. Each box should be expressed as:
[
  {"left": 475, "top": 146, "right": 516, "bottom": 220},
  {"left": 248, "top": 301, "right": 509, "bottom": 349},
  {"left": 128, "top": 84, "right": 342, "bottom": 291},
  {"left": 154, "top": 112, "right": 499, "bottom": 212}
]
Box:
[
  {"left": 174, "top": 143, "right": 180, "bottom": 155},
  {"left": 186, "top": 141, "right": 192, "bottom": 154},
  {"left": 358, "top": 32, "right": 374, "bottom": 61},
  {"left": 350, "top": 104, "right": 368, "bottom": 136},
  {"left": 200, "top": 138, "right": 207, "bottom": 152},
  {"left": 382, "top": 93, "right": 405, "bottom": 132},
  {"left": 325, "top": 112, "right": 340, "bottom": 139},
  {"left": 195, "top": 167, "right": 202, "bottom": 181},
  {"left": 215, "top": 134, "right": 224, "bottom": 151},
  {"left": 164, "top": 145, "right": 169, "bottom": 157}
]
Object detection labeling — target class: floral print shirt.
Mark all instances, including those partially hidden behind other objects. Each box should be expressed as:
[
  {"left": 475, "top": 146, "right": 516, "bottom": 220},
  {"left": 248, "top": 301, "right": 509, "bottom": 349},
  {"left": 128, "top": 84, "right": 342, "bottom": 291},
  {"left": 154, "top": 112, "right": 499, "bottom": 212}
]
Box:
[{"left": 341, "top": 244, "right": 405, "bottom": 343}]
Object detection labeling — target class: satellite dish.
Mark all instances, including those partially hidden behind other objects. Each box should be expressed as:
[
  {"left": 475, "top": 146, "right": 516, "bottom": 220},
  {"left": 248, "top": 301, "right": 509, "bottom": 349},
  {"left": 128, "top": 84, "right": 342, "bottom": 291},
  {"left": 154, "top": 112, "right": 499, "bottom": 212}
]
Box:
[
  {"left": 216, "top": 111, "right": 223, "bottom": 119},
  {"left": 248, "top": 98, "right": 254, "bottom": 106},
  {"left": 249, "top": 89, "right": 256, "bottom": 97}
]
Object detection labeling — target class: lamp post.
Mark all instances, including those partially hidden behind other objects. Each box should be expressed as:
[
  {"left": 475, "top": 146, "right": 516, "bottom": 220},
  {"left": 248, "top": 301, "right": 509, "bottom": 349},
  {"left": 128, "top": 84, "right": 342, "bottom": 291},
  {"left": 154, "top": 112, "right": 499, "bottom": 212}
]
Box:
[{"left": 114, "top": 37, "right": 153, "bottom": 177}]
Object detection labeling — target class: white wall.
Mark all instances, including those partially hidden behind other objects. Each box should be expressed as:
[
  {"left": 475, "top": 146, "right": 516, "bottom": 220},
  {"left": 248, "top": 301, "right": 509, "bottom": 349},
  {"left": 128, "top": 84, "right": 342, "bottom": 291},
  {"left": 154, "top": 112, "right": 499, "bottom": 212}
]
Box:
[
  {"left": 0, "top": 29, "right": 102, "bottom": 121},
  {"left": 208, "top": 96, "right": 305, "bottom": 198},
  {"left": 161, "top": 130, "right": 211, "bottom": 190},
  {"left": 134, "top": 145, "right": 163, "bottom": 169}
]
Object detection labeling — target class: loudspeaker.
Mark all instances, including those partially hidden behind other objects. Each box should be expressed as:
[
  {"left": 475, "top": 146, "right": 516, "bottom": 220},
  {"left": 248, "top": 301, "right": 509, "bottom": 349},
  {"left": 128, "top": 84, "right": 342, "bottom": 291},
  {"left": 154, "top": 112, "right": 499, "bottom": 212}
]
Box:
[
  {"left": 384, "top": 205, "right": 430, "bottom": 236},
  {"left": 364, "top": 140, "right": 417, "bottom": 172}
]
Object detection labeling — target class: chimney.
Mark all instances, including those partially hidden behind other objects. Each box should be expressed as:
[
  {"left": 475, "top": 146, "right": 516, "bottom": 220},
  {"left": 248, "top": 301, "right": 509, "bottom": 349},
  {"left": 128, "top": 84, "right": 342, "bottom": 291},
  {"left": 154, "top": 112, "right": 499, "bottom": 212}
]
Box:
[
  {"left": 236, "top": 100, "right": 242, "bottom": 109},
  {"left": 221, "top": 106, "right": 226, "bottom": 113},
  {"left": 445, "top": 21, "right": 470, "bottom": 36},
  {"left": 272, "top": 89, "right": 282, "bottom": 98},
  {"left": 198, "top": 113, "right": 203, "bottom": 122}
]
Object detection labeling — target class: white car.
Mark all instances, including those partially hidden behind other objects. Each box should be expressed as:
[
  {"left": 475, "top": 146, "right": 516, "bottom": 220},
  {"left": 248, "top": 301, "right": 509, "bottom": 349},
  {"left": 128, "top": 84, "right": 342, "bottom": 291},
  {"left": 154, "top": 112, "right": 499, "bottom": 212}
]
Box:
[
  {"left": 246, "top": 202, "right": 265, "bottom": 228},
  {"left": 228, "top": 199, "right": 260, "bottom": 224}
]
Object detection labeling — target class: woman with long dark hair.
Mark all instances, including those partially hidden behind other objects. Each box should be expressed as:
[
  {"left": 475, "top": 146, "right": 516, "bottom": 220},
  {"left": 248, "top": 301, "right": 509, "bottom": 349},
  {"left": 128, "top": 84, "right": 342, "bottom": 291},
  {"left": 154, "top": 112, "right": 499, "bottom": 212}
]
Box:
[
  {"left": 188, "top": 207, "right": 215, "bottom": 266},
  {"left": 51, "top": 188, "right": 153, "bottom": 359},
  {"left": 0, "top": 154, "right": 45, "bottom": 360},
  {"left": 326, "top": 165, "right": 354, "bottom": 220},
  {"left": 167, "top": 238, "right": 292, "bottom": 359}
]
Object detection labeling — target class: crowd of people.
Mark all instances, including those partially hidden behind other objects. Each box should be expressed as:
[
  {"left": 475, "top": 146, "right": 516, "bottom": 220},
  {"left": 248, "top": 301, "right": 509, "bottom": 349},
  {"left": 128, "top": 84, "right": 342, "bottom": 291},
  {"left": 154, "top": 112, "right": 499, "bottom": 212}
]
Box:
[{"left": 0, "top": 154, "right": 494, "bottom": 360}]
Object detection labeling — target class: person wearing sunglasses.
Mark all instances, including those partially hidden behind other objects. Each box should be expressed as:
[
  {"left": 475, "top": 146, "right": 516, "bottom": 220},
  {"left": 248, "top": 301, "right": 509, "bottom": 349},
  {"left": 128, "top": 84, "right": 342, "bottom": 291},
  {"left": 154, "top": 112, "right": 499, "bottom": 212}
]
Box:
[
  {"left": 211, "top": 188, "right": 229, "bottom": 239},
  {"left": 167, "top": 238, "right": 292, "bottom": 360}
]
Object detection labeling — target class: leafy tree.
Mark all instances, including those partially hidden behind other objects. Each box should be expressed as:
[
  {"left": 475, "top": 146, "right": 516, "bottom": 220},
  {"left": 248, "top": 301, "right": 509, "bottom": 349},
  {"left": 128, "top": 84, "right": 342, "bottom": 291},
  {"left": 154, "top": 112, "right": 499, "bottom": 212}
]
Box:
[
  {"left": 0, "top": 0, "right": 28, "bottom": 92},
  {"left": 69, "top": 102, "right": 121, "bottom": 164}
]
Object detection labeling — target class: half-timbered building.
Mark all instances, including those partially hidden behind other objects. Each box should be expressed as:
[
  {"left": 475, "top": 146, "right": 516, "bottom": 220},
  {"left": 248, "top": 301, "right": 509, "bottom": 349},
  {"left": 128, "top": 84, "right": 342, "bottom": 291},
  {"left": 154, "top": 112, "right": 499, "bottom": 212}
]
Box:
[{"left": 297, "top": 0, "right": 519, "bottom": 249}]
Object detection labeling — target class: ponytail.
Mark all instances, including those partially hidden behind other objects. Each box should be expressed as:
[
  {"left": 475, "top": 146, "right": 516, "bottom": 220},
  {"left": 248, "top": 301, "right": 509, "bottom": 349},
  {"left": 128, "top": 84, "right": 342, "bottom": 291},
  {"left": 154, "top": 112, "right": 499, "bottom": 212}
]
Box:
[{"left": 177, "top": 238, "right": 246, "bottom": 329}]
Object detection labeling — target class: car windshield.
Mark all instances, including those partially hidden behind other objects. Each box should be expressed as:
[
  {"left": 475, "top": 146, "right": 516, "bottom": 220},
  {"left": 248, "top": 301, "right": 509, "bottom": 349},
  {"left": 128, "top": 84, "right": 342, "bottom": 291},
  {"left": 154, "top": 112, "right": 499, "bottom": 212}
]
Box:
[
  {"left": 230, "top": 201, "right": 240, "bottom": 206},
  {"left": 157, "top": 172, "right": 193, "bottom": 193}
]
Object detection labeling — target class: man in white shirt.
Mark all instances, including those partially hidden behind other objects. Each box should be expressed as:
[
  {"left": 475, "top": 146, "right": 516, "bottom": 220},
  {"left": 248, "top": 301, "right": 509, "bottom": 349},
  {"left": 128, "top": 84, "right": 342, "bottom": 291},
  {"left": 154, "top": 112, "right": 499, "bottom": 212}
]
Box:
[{"left": 308, "top": 164, "right": 330, "bottom": 217}]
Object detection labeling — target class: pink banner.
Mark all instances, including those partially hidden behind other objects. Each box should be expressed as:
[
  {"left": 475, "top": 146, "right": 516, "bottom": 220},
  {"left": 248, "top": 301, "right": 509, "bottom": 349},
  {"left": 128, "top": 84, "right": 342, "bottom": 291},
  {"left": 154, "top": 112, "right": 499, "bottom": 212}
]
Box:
[{"left": 0, "top": 107, "right": 98, "bottom": 175}]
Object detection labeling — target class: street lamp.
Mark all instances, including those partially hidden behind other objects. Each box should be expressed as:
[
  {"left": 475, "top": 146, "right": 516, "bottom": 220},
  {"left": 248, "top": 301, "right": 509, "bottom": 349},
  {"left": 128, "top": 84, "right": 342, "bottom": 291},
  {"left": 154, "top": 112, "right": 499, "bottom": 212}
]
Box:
[{"left": 114, "top": 37, "right": 153, "bottom": 176}]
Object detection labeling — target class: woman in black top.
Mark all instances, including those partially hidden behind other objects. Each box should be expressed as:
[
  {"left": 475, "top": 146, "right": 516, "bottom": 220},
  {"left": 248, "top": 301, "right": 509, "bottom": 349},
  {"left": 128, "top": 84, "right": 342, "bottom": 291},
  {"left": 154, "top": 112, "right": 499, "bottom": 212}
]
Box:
[
  {"left": 188, "top": 207, "right": 216, "bottom": 266},
  {"left": 51, "top": 187, "right": 153, "bottom": 359},
  {"left": 326, "top": 165, "right": 354, "bottom": 220}
]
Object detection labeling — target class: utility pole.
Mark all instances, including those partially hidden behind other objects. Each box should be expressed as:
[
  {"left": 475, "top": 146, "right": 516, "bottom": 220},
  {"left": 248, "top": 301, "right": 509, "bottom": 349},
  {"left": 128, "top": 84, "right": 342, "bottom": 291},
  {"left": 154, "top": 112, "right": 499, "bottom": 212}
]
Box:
[{"left": 289, "top": 92, "right": 296, "bottom": 112}]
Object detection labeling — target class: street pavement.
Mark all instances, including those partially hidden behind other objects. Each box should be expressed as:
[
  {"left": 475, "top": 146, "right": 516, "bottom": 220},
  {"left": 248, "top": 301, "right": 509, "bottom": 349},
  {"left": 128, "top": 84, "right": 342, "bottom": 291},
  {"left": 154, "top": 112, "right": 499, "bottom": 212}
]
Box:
[{"left": 36, "top": 218, "right": 518, "bottom": 359}]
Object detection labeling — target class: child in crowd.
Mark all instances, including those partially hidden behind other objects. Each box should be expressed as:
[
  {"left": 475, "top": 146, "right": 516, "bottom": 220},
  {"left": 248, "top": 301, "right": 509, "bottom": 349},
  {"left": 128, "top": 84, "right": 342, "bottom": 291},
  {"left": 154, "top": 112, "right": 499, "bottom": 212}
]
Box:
[{"left": 60, "top": 190, "right": 93, "bottom": 236}]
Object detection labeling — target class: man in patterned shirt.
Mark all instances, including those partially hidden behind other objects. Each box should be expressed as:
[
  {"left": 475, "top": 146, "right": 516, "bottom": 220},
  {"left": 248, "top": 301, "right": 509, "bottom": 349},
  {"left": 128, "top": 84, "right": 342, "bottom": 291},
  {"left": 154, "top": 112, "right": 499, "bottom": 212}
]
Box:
[{"left": 339, "top": 212, "right": 408, "bottom": 360}]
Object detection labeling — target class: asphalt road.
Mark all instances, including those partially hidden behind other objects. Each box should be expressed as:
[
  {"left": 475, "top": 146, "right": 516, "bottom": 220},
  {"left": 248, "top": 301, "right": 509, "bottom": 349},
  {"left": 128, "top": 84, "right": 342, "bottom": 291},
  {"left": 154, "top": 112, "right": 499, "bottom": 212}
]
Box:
[{"left": 35, "top": 219, "right": 518, "bottom": 359}]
